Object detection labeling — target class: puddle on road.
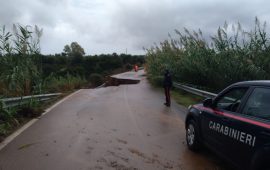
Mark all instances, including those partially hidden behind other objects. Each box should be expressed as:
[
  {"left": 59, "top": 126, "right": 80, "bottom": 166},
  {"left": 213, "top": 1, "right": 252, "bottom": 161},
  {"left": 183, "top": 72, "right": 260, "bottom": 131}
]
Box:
[
  {"left": 116, "top": 138, "right": 128, "bottom": 145},
  {"left": 17, "top": 142, "right": 38, "bottom": 150},
  {"left": 128, "top": 147, "right": 180, "bottom": 169},
  {"left": 96, "top": 157, "right": 136, "bottom": 170},
  {"left": 180, "top": 146, "right": 229, "bottom": 170}
]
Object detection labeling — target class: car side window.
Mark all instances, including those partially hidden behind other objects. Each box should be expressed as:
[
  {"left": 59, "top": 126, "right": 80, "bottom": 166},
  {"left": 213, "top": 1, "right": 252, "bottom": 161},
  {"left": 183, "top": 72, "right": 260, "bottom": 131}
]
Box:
[
  {"left": 215, "top": 88, "right": 248, "bottom": 112},
  {"left": 243, "top": 88, "right": 270, "bottom": 121}
]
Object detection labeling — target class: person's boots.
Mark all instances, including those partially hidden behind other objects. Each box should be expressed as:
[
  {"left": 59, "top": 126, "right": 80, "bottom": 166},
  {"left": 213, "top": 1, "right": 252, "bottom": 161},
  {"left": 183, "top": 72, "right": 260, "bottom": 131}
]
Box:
[{"left": 164, "top": 102, "right": 170, "bottom": 107}]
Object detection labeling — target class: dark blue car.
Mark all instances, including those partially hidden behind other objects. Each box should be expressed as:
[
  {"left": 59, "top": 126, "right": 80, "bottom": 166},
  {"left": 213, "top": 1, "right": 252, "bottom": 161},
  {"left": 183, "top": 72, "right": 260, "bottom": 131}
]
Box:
[{"left": 185, "top": 81, "right": 270, "bottom": 170}]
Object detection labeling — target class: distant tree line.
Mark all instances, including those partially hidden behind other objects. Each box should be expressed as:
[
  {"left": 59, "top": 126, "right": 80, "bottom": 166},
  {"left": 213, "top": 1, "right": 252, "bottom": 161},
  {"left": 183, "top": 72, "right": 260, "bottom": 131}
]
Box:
[
  {"left": 0, "top": 25, "right": 145, "bottom": 97},
  {"left": 41, "top": 52, "right": 144, "bottom": 85}
]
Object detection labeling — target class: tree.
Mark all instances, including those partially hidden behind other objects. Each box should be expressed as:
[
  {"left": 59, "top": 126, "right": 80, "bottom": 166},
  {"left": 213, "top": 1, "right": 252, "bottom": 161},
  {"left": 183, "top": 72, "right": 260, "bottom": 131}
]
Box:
[
  {"left": 63, "top": 42, "right": 85, "bottom": 57},
  {"left": 63, "top": 45, "right": 71, "bottom": 56}
]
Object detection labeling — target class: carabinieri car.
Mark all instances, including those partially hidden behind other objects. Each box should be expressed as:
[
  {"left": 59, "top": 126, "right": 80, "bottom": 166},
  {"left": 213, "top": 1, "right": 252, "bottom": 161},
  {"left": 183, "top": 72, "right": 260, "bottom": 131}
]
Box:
[{"left": 185, "top": 81, "right": 270, "bottom": 170}]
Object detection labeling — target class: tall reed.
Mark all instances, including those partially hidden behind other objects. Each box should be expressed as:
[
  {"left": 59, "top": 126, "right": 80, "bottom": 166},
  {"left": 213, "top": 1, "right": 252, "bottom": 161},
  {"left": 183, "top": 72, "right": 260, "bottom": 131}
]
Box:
[
  {"left": 145, "top": 17, "right": 270, "bottom": 91},
  {"left": 0, "top": 24, "right": 43, "bottom": 96}
]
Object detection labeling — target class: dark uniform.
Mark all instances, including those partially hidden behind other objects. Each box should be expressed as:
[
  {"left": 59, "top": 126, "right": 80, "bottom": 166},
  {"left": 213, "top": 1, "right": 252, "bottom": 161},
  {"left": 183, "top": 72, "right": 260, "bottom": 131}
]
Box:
[{"left": 163, "top": 70, "right": 172, "bottom": 107}]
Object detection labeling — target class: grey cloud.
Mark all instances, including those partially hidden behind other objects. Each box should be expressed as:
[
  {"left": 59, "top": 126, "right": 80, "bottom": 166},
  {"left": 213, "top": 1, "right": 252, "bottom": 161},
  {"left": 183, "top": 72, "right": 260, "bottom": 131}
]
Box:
[
  {"left": 0, "top": 0, "right": 270, "bottom": 55},
  {"left": 110, "top": 0, "right": 267, "bottom": 51},
  {"left": 0, "top": 1, "right": 23, "bottom": 25}
]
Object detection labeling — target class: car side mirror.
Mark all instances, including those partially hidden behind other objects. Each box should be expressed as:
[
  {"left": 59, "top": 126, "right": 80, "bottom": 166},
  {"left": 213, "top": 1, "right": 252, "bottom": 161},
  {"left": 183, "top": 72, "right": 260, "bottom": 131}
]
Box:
[{"left": 203, "top": 98, "right": 213, "bottom": 108}]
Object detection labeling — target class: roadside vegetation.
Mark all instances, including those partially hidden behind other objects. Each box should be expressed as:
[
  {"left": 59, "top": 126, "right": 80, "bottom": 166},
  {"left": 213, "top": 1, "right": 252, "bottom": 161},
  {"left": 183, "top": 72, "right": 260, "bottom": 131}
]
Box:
[
  {"left": 0, "top": 24, "right": 144, "bottom": 141},
  {"left": 171, "top": 89, "right": 204, "bottom": 107},
  {"left": 145, "top": 17, "right": 270, "bottom": 93}
]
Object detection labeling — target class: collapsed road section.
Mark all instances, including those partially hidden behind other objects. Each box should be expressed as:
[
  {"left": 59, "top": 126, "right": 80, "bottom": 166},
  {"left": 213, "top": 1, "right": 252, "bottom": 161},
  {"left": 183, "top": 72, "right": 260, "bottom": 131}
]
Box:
[{"left": 106, "top": 70, "right": 143, "bottom": 86}]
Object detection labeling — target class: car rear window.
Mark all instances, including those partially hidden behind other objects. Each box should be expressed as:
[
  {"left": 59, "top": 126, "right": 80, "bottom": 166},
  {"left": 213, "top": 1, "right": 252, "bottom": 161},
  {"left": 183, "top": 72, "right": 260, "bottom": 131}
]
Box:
[
  {"left": 216, "top": 87, "right": 248, "bottom": 112},
  {"left": 243, "top": 87, "right": 270, "bottom": 121}
]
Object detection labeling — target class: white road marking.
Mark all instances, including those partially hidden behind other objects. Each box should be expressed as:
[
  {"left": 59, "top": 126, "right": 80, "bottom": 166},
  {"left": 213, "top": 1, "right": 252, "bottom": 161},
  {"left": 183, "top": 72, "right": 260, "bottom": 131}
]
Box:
[{"left": 0, "top": 89, "right": 82, "bottom": 151}]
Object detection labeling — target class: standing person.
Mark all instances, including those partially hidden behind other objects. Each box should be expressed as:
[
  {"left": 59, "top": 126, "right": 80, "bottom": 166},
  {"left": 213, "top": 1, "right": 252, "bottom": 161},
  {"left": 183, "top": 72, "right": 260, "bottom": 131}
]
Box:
[
  {"left": 135, "top": 65, "right": 138, "bottom": 72},
  {"left": 163, "top": 69, "right": 172, "bottom": 107},
  {"left": 134, "top": 64, "right": 138, "bottom": 72}
]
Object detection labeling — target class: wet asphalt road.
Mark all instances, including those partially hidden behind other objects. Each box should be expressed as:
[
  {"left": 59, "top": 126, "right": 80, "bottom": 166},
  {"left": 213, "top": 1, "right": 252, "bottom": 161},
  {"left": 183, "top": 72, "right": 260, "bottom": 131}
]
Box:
[{"left": 0, "top": 70, "right": 225, "bottom": 170}]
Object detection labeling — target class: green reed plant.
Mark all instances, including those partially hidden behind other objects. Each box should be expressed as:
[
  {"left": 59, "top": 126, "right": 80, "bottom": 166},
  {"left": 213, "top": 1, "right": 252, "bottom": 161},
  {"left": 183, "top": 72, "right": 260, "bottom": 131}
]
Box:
[
  {"left": 0, "top": 99, "right": 19, "bottom": 128},
  {"left": 0, "top": 24, "right": 43, "bottom": 97},
  {"left": 145, "top": 17, "right": 270, "bottom": 91}
]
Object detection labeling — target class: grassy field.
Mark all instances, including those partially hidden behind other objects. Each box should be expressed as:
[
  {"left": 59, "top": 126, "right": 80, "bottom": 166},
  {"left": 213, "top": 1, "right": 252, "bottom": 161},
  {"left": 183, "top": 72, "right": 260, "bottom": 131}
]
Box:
[{"left": 171, "top": 88, "right": 204, "bottom": 107}]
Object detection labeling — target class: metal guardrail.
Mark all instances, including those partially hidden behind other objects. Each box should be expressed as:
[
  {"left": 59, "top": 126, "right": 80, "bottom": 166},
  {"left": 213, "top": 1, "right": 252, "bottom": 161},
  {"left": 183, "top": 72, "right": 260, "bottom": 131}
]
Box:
[
  {"left": 173, "top": 82, "right": 217, "bottom": 98},
  {"left": 1, "top": 93, "right": 62, "bottom": 108}
]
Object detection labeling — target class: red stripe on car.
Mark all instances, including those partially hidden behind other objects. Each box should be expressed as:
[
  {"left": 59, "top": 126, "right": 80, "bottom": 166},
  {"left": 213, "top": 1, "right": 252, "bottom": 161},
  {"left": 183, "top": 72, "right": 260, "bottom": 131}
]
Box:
[{"left": 193, "top": 105, "right": 270, "bottom": 129}]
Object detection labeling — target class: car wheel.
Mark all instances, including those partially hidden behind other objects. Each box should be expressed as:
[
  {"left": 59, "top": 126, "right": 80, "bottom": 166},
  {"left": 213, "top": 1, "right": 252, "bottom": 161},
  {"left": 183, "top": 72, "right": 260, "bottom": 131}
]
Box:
[{"left": 186, "top": 120, "right": 201, "bottom": 151}]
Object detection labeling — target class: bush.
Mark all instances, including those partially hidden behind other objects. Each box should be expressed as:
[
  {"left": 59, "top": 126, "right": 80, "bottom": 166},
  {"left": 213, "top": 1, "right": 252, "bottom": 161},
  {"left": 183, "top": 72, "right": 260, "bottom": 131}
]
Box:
[
  {"left": 44, "top": 74, "right": 87, "bottom": 92},
  {"left": 89, "top": 73, "right": 103, "bottom": 87},
  {"left": 148, "top": 75, "right": 164, "bottom": 87},
  {"left": 125, "top": 63, "right": 133, "bottom": 70},
  {"left": 17, "top": 98, "right": 43, "bottom": 118},
  {"left": 0, "top": 100, "right": 18, "bottom": 130}
]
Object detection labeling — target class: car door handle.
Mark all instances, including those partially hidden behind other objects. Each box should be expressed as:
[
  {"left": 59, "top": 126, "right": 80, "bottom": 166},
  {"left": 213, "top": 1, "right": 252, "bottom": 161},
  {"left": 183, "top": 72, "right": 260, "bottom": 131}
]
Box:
[
  {"left": 261, "top": 131, "right": 270, "bottom": 137},
  {"left": 221, "top": 116, "right": 231, "bottom": 121}
]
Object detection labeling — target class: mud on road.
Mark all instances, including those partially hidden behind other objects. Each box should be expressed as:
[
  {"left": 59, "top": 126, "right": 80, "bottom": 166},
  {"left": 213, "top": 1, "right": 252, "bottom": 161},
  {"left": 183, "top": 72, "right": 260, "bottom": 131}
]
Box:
[{"left": 0, "top": 70, "right": 227, "bottom": 170}]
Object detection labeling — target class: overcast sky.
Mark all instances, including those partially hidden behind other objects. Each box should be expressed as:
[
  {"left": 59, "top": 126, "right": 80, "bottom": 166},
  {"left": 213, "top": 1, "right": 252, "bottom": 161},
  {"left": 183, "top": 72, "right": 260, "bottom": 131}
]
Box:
[{"left": 1, "top": 0, "right": 269, "bottom": 55}]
